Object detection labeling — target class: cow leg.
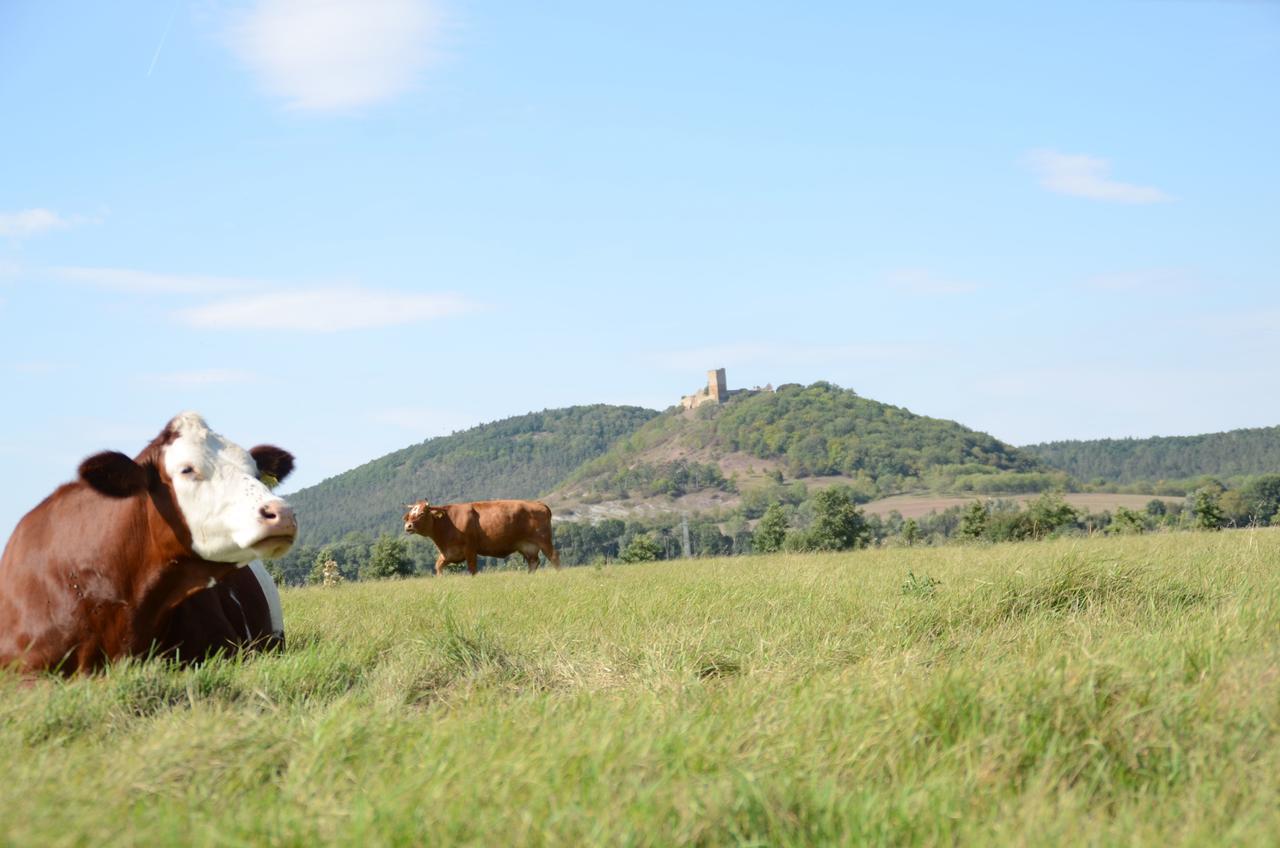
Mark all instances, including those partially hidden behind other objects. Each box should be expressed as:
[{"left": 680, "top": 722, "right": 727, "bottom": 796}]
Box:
[
  {"left": 541, "top": 541, "right": 562, "bottom": 571},
  {"left": 524, "top": 552, "right": 539, "bottom": 574},
  {"left": 466, "top": 553, "right": 478, "bottom": 576},
  {"left": 435, "top": 555, "right": 447, "bottom": 576}
]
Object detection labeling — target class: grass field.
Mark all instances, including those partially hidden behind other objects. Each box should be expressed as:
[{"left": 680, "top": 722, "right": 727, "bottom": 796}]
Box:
[{"left": 4, "top": 530, "right": 1280, "bottom": 845}]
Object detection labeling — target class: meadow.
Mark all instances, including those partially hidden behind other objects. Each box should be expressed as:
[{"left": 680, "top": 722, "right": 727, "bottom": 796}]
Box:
[{"left": 3, "top": 530, "right": 1279, "bottom": 846}]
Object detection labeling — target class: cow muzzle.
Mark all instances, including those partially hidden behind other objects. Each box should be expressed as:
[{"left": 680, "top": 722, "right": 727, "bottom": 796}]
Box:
[{"left": 259, "top": 499, "right": 297, "bottom": 534}]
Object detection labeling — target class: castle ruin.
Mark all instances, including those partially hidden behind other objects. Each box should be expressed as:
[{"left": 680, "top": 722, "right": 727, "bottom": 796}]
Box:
[{"left": 680, "top": 368, "right": 772, "bottom": 410}]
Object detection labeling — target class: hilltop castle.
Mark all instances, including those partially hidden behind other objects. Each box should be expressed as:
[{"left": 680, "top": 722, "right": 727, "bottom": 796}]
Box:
[{"left": 680, "top": 368, "right": 772, "bottom": 410}]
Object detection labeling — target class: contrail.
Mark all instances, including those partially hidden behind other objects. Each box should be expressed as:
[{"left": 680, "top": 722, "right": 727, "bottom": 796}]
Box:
[{"left": 147, "top": 0, "right": 181, "bottom": 77}]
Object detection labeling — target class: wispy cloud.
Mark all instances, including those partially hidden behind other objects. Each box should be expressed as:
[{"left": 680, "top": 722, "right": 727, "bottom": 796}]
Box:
[
  {"left": 1027, "top": 149, "right": 1173, "bottom": 204},
  {"left": 0, "top": 209, "right": 77, "bottom": 238},
  {"left": 137, "top": 369, "right": 258, "bottom": 386},
  {"left": 52, "top": 266, "right": 257, "bottom": 295},
  {"left": 648, "top": 342, "right": 932, "bottom": 372},
  {"left": 177, "top": 288, "right": 476, "bottom": 331},
  {"left": 226, "top": 0, "right": 443, "bottom": 112},
  {"left": 886, "top": 268, "right": 981, "bottom": 296}
]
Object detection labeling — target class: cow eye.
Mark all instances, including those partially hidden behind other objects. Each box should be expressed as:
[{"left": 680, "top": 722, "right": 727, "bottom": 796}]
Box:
[{"left": 181, "top": 466, "right": 196, "bottom": 476}]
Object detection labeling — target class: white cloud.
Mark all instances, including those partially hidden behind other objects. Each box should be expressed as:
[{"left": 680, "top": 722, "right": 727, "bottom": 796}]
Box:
[
  {"left": 0, "top": 209, "right": 74, "bottom": 238},
  {"left": 226, "top": 0, "right": 442, "bottom": 112},
  {"left": 52, "top": 266, "right": 257, "bottom": 295},
  {"left": 648, "top": 342, "right": 932, "bottom": 372},
  {"left": 1027, "top": 149, "right": 1173, "bottom": 204},
  {"left": 177, "top": 288, "right": 476, "bottom": 331},
  {"left": 137, "top": 369, "right": 258, "bottom": 386},
  {"left": 886, "top": 268, "right": 980, "bottom": 295}
]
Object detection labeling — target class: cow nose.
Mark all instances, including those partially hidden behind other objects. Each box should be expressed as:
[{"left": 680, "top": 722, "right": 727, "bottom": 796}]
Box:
[
  {"left": 404, "top": 522, "right": 414, "bottom": 533},
  {"left": 260, "top": 500, "right": 297, "bottom": 533}
]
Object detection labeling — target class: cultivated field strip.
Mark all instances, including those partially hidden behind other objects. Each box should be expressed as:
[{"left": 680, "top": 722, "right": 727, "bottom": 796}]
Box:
[{"left": 3, "top": 531, "right": 1279, "bottom": 845}]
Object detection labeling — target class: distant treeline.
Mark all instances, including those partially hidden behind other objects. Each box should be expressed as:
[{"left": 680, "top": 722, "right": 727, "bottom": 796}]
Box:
[
  {"left": 1023, "top": 426, "right": 1280, "bottom": 486},
  {"left": 265, "top": 474, "right": 1280, "bottom": 586}
]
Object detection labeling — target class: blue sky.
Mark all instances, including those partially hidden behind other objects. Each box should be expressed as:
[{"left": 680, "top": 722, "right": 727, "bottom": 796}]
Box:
[{"left": 2, "top": 0, "right": 1278, "bottom": 537}]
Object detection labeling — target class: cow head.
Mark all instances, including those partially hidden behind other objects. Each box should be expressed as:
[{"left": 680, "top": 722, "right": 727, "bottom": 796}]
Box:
[
  {"left": 404, "top": 500, "right": 443, "bottom": 535},
  {"left": 77, "top": 412, "right": 298, "bottom": 562}
]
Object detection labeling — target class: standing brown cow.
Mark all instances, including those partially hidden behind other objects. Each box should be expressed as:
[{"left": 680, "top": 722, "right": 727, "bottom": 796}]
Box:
[{"left": 403, "top": 499, "right": 561, "bottom": 575}]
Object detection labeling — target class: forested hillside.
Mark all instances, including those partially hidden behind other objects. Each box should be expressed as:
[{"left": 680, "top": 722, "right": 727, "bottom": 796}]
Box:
[
  {"left": 558, "top": 381, "right": 1041, "bottom": 503},
  {"left": 285, "top": 405, "right": 657, "bottom": 544},
  {"left": 1024, "top": 426, "right": 1280, "bottom": 484}
]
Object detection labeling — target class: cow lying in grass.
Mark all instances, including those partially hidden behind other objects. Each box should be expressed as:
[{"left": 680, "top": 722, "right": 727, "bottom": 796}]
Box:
[
  {"left": 403, "top": 499, "right": 561, "bottom": 575},
  {"left": 0, "top": 412, "right": 296, "bottom": 674}
]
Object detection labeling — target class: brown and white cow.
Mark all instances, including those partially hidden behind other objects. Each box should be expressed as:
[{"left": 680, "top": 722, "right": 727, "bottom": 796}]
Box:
[
  {"left": 403, "top": 499, "right": 561, "bottom": 575},
  {"left": 0, "top": 412, "right": 296, "bottom": 674}
]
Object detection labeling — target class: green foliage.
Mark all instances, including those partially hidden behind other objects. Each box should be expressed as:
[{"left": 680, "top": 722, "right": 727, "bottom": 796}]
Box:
[
  {"left": 784, "top": 488, "right": 870, "bottom": 552},
  {"left": 567, "top": 381, "right": 1036, "bottom": 504},
  {"left": 1024, "top": 425, "right": 1280, "bottom": 485},
  {"left": 752, "top": 503, "right": 790, "bottom": 554},
  {"left": 959, "top": 501, "right": 989, "bottom": 540},
  {"left": 1023, "top": 494, "right": 1080, "bottom": 539},
  {"left": 619, "top": 533, "right": 662, "bottom": 563},
  {"left": 1111, "top": 507, "right": 1148, "bottom": 535},
  {"left": 1230, "top": 475, "right": 1280, "bottom": 526},
  {"left": 1193, "top": 489, "right": 1225, "bottom": 531},
  {"left": 716, "top": 382, "right": 1035, "bottom": 483},
  {"left": 901, "top": 517, "right": 921, "bottom": 546},
  {"left": 597, "top": 459, "right": 733, "bottom": 499},
  {"left": 361, "top": 534, "right": 414, "bottom": 580}
]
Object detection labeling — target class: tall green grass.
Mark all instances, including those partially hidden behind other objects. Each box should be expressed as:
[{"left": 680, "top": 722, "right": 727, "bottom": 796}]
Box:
[{"left": 3, "top": 531, "right": 1280, "bottom": 845}]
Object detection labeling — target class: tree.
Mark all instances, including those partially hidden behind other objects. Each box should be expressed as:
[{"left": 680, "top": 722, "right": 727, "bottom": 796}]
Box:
[
  {"left": 788, "top": 488, "right": 869, "bottom": 552},
  {"left": 1112, "top": 506, "right": 1147, "bottom": 534},
  {"left": 362, "top": 533, "right": 414, "bottom": 580},
  {"left": 901, "top": 518, "right": 921, "bottom": 546},
  {"left": 752, "top": 503, "right": 789, "bottom": 554},
  {"left": 1024, "top": 493, "right": 1078, "bottom": 539},
  {"left": 1192, "top": 488, "right": 1224, "bottom": 531},
  {"left": 958, "top": 500, "right": 988, "bottom": 541},
  {"left": 619, "top": 534, "right": 661, "bottom": 563}
]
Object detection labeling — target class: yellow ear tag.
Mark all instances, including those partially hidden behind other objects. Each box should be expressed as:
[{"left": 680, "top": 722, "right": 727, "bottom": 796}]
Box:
[{"left": 260, "top": 472, "right": 280, "bottom": 490}]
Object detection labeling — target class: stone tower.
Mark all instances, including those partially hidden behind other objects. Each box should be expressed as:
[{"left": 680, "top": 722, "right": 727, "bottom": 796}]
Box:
[{"left": 707, "top": 368, "right": 727, "bottom": 404}]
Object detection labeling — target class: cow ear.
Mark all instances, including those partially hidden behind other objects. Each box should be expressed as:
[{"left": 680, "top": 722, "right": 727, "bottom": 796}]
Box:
[
  {"left": 250, "top": 445, "right": 294, "bottom": 487},
  {"left": 79, "top": 451, "right": 149, "bottom": 498},
  {"left": 429, "top": 508, "right": 445, "bottom": 519}
]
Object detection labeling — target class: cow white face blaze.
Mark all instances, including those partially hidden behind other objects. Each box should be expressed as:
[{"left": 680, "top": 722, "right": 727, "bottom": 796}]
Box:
[{"left": 162, "top": 413, "right": 297, "bottom": 563}]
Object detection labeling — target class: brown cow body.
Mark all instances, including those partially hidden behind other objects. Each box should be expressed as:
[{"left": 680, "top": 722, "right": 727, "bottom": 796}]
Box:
[
  {"left": 404, "top": 499, "right": 561, "bottom": 575},
  {"left": 0, "top": 413, "right": 295, "bottom": 674}
]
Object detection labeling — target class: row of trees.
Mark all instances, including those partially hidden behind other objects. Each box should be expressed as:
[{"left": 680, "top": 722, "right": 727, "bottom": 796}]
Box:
[
  {"left": 1024, "top": 426, "right": 1280, "bottom": 485},
  {"left": 265, "top": 476, "right": 1280, "bottom": 586}
]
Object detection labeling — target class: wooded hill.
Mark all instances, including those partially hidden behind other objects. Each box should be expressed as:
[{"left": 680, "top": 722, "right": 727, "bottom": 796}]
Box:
[
  {"left": 284, "top": 405, "right": 658, "bottom": 545},
  {"left": 1022, "top": 426, "right": 1280, "bottom": 485},
  {"left": 550, "top": 381, "right": 1043, "bottom": 514},
  {"left": 284, "top": 381, "right": 1042, "bottom": 544}
]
